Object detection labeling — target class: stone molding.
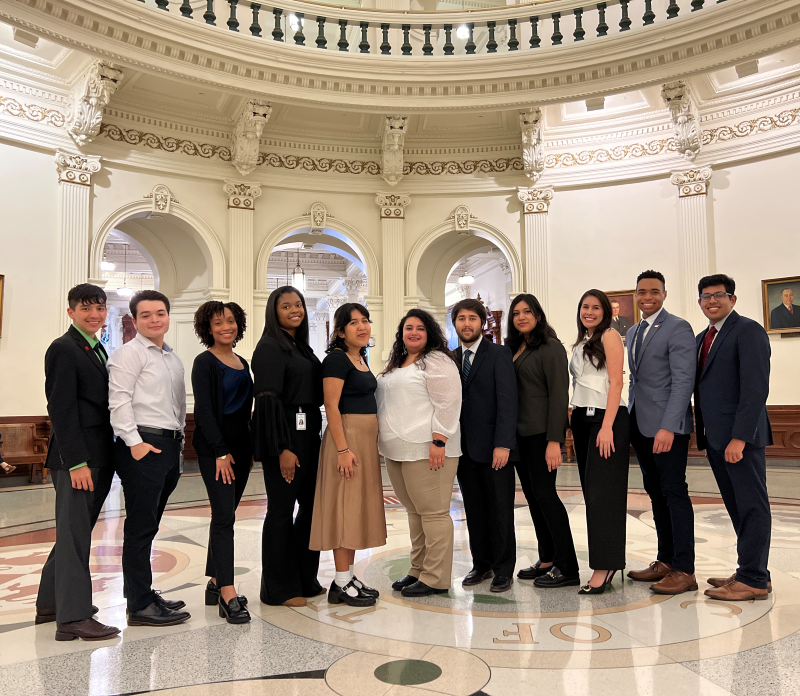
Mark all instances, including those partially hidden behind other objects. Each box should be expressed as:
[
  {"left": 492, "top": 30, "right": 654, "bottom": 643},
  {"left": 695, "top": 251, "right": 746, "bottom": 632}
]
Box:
[
  {"left": 68, "top": 60, "right": 123, "bottom": 147},
  {"left": 670, "top": 166, "right": 713, "bottom": 197},
  {"left": 376, "top": 193, "right": 411, "bottom": 219},
  {"left": 55, "top": 149, "right": 101, "bottom": 185},
  {"left": 224, "top": 180, "right": 263, "bottom": 209},
  {"left": 517, "top": 187, "right": 554, "bottom": 214}
]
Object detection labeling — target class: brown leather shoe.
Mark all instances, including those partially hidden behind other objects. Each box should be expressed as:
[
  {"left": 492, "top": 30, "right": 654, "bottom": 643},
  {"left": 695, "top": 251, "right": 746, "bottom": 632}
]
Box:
[
  {"left": 55, "top": 618, "right": 120, "bottom": 641},
  {"left": 650, "top": 570, "right": 698, "bottom": 595},
  {"left": 628, "top": 561, "right": 672, "bottom": 582},
  {"left": 281, "top": 597, "right": 307, "bottom": 607},
  {"left": 707, "top": 574, "right": 772, "bottom": 593},
  {"left": 705, "top": 580, "right": 769, "bottom": 601}
]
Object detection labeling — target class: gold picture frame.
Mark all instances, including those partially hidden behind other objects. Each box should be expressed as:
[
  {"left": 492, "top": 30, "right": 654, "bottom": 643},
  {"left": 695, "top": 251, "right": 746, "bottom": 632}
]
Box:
[
  {"left": 0, "top": 275, "right": 4, "bottom": 338},
  {"left": 762, "top": 276, "right": 800, "bottom": 335},
  {"left": 604, "top": 289, "right": 641, "bottom": 341}
]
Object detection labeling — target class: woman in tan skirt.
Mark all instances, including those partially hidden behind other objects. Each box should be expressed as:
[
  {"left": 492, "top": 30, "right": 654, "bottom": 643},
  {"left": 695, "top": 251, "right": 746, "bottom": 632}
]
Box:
[{"left": 310, "top": 302, "right": 386, "bottom": 607}]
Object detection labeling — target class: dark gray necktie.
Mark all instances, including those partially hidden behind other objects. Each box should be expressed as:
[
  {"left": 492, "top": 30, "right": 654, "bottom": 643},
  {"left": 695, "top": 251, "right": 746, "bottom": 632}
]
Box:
[
  {"left": 462, "top": 349, "right": 473, "bottom": 384},
  {"left": 634, "top": 320, "right": 649, "bottom": 366}
]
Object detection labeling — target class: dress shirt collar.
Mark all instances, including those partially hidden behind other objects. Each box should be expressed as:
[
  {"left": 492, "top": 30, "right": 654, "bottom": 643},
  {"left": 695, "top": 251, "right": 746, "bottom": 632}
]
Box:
[
  {"left": 134, "top": 332, "right": 174, "bottom": 353},
  {"left": 641, "top": 308, "right": 664, "bottom": 328},
  {"left": 461, "top": 334, "right": 482, "bottom": 361},
  {"left": 710, "top": 312, "right": 731, "bottom": 332},
  {"left": 73, "top": 325, "right": 99, "bottom": 347}
]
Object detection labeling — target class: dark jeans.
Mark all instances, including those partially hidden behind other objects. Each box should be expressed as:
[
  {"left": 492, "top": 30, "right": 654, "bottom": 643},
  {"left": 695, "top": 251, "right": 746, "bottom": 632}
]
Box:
[
  {"left": 515, "top": 433, "right": 579, "bottom": 576},
  {"left": 571, "top": 407, "right": 630, "bottom": 570},
  {"left": 457, "top": 454, "right": 517, "bottom": 578},
  {"left": 115, "top": 432, "right": 182, "bottom": 612},
  {"left": 707, "top": 447, "right": 771, "bottom": 589},
  {"left": 629, "top": 407, "right": 694, "bottom": 574},
  {"left": 198, "top": 416, "right": 252, "bottom": 588},
  {"left": 36, "top": 465, "right": 115, "bottom": 623}
]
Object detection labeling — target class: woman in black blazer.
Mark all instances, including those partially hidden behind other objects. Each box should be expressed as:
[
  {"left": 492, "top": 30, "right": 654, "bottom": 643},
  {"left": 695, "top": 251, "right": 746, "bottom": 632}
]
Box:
[
  {"left": 507, "top": 294, "right": 580, "bottom": 589},
  {"left": 191, "top": 301, "right": 253, "bottom": 624}
]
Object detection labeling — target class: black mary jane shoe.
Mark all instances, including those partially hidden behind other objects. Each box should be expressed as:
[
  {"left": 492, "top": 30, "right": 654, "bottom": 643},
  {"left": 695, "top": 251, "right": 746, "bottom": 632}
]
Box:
[
  {"left": 533, "top": 566, "right": 581, "bottom": 589},
  {"left": 206, "top": 580, "right": 249, "bottom": 607},
  {"left": 328, "top": 580, "right": 376, "bottom": 607},
  {"left": 578, "top": 570, "right": 619, "bottom": 595},
  {"left": 392, "top": 575, "right": 419, "bottom": 592},
  {"left": 352, "top": 576, "right": 380, "bottom": 598},
  {"left": 219, "top": 595, "right": 251, "bottom": 624},
  {"left": 401, "top": 581, "right": 449, "bottom": 598},
  {"left": 517, "top": 560, "right": 553, "bottom": 580}
]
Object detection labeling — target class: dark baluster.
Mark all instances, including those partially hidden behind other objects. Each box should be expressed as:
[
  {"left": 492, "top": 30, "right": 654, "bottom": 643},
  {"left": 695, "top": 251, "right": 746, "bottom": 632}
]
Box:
[
  {"left": 204, "top": 1, "right": 216, "bottom": 25},
  {"left": 465, "top": 23, "right": 476, "bottom": 54},
  {"left": 643, "top": 0, "right": 655, "bottom": 25},
  {"left": 293, "top": 12, "right": 305, "bottom": 45},
  {"left": 227, "top": 0, "right": 239, "bottom": 31},
  {"left": 339, "top": 19, "right": 349, "bottom": 51},
  {"left": 551, "top": 13, "right": 562, "bottom": 45},
  {"left": 666, "top": 0, "right": 680, "bottom": 19},
  {"left": 272, "top": 8, "right": 284, "bottom": 41},
  {"left": 359, "top": 22, "right": 370, "bottom": 53},
  {"left": 155, "top": 0, "right": 169, "bottom": 10},
  {"left": 596, "top": 3, "right": 608, "bottom": 36},
  {"left": 422, "top": 24, "right": 433, "bottom": 55},
  {"left": 180, "top": 0, "right": 193, "bottom": 18},
  {"left": 443, "top": 24, "right": 454, "bottom": 55},
  {"left": 401, "top": 24, "right": 412, "bottom": 55},
  {"left": 508, "top": 19, "right": 519, "bottom": 51},
  {"left": 529, "top": 16, "right": 541, "bottom": 48},
  {"left": 381, "top": 23, "right": 391, "bottom": 55},
  {"left": 573, "top": 8, "right": 585, "bottom": 41},
  {"left": 250, "top": 3, "right": 261, "bottom": 36},
  {"left": 487, "top": 21, "right": 497, "bottom": 53},
  {"left": 692, "top": 0, "right": 705, "bottom": 10},
  {"left": 316, "top": 17, "right": 327, "bottom": 48},
  {"left": 619, "top": 0, "right": 631, "bottom": 30}
]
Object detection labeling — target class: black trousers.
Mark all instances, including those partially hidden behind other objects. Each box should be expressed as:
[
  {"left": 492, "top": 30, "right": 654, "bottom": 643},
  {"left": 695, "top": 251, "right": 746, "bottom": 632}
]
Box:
[
  {"left": 629, "top": 408, "right": 694, "bottom": 574},
  {"left": 115, "top": 432, "right": 182, "bottom": 612},
  {"left": 571, "top": 407, "right": 630, "bottom": 570},
  {"left": 515, "top": 433, "right": 579, "bottom": 576},
  {"left": 707, "top": 447, "right": 771, "bottom": 589},
  {"left": 260, "top": 408, "right": 323, "bottom": 605},
  {"left": 198, "top": 416, "right": 252, "bottom": 588},
  {"left": 457, "top": 454, "right": 517, "bottom": 578},
  {"left": 36, "top": 465, "right": 114, "bottom": 623}
]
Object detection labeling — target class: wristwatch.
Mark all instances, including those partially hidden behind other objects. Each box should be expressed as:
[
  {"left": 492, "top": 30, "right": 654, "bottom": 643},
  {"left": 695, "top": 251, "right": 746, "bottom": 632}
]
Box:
[{"left": 432, "top": 439, "right": 446, "bottom": 448}]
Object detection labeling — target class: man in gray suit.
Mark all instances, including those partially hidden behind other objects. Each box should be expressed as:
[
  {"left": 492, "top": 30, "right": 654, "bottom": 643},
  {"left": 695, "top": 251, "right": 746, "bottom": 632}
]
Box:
[{"left": 625, "top": 270, "right": 698, "bottom": 595}]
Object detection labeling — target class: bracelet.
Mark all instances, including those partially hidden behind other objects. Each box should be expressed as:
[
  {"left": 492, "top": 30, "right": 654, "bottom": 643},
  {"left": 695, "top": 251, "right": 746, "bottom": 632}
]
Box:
[{"left": 338, "top": 448, "right": 350, "bottom": 454}]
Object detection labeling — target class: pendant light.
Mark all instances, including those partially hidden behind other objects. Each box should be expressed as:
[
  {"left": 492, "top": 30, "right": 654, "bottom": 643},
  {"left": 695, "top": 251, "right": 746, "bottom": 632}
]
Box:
[
  {"left": 458, "top": 270, "right": 474, "bottom": 285},
  {"left": 291, "top": 248, "right": 306, "bottom": 293},
  {"left": 117, "top": 244, "right": 135, "bottom": 297},
  {"left": 100, "top": 251, "right": 114, "bottom": 272}
]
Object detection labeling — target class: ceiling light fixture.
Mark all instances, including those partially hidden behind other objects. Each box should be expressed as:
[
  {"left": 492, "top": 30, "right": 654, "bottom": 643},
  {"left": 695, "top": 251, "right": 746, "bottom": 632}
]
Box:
[
  {"left": 458, "top": 271, "right": 475, "bottom": 286},
  {"left": 291, "top": 248, "right": 306, "bottom": 293},
  {"left": 100, "top": 253, "right": 115, "bottom": 272},
  {"left": 117, "top": 244, "right": 135, "bottom": 297}
]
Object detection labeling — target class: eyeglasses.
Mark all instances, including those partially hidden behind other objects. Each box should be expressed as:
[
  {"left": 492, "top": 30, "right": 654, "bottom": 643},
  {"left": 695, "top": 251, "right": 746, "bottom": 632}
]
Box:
[{"left": 699, "top": 291, "right": 733, "bottom": 302}]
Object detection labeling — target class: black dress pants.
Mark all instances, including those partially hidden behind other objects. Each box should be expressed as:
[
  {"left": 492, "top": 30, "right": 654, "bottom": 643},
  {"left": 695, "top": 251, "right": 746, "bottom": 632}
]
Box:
[
  {"left": 198, "top": 416, "right": 252, "bottom": 588},
  {"left": 515, "top": 433, "right": 579, "bottom": 576},
  {"left": 629, "top": 407, "right": 695, "bottom": 574},
  {"left": 115, "top": 432, "right": 182, "bottom": 612},
  {"left": 707, "top": 446, "right": 771, "bottom": 589},
  {"left": 260, "top": 408, "right": 323, "bottom": 605},
  {"left": 571, "top": 407, "right": 630, "bottom": 570},
  {"left": 457, "top": 454, "right": 517, "bottom": 578},
  {"left": 36, "top": 465, "right": 114, "bottom": 623}
]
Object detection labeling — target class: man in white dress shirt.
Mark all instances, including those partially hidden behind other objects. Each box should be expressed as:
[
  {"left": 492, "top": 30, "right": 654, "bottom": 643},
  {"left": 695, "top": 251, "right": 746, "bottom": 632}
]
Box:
[{"left": 108, "top": 290, "right": 191, "bottom": 627}]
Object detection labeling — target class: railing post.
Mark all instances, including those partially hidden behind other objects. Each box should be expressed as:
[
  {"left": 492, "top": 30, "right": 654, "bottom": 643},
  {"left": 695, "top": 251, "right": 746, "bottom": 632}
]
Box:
[
  {"left": 339, "top": 19, "right": 349, "bottom": 51},
  {"left": 643, "top": 0, "right": 656, "bottom": 25},
  {"left": 529, "top": 16, "right": 541, "bottom": 48},
  {"left": 666, "top": 0, "right": 680, "bottom": 19},
  {"left": 443, "top": 24, "right": 454, "bottom": 55},
  {"left": 381, "top": 23, "right": 392, "bottom": 55},
  {"left": 422, "top": 24, "right": 433, "bottom": 55},
  {"left": 466, "top": 23, "right": 476, "bottom": 54},
  {"left": 597, "top": 3, "right": 608, "bottom": 36},
  {"left": 180, "top": 0, "right": 193, "bottom": 18},
  {"left": 508, "top": 19, "right": 519, "bottom": 51},
  {"left": 487, "top": 21, "right": 497, "bottom": 53},
  {"left": 272, "top": 8, "right": 284, "bottom": 41},
  {"left": 551, "top": 13, "right": 562, "bottom": 45},
  {"left": 619, "top": 0, "right": 631, "bottom": 31},
  {"left": 294, "top": 12, "right": 305, "bottom": 45},
  {"left": 227, "top": 0, "right": 239, "bottom": 32},
  {"left": 155, "top": 0, "right": 169, "bottom": 10},
  {"left": 359, "top": 22, "right": 370, "bottom": 54},
  {"left": 316, "top": 17, "right": 327, "bottom": 48},
  {"left": 401, "top": 24, "right": 412, "bottom": 55},
  {"left": 204, "top": 0, "right": 216, "bottom": 25},
  {"left": 573, "top": 8, "right": 585, "bottom": 41},
  {"left": 250, "top": 3, "right": 261, "bottom": 36},
  {"left": 692, "top": 0, "right": 705, "bottom": 9}
]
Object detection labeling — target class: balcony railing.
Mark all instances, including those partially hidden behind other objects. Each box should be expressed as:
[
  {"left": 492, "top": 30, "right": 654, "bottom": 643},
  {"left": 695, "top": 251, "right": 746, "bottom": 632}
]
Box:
[{"left": 138, "top": 0, "right": 729, "bottom": 57}]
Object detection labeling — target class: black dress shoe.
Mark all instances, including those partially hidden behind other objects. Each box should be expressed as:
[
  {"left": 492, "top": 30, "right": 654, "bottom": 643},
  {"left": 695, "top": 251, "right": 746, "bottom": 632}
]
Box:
[
  {"left": 218, "top": 595, "right": 250, "bottom": 624},
  {"left": 534, "top": 566, "right": 581, "bottom": 589},
  {"left": 352, "top": 576, "right": 380, "bottom": 598},
  {"left": 517, "top": 560, "right": 552, "bottom": 580},
  {"left": 462, "top": 569, "right": 493, "bottom": 587},
  {"left": 328, "top": 580, "right": 376, "bottom": 607},
  {"left": 401, "top": 581, "right": 449, "bottom": 598},
  {"left": 205, "top": 579, "right": 249, "bottom": 607},
  {"left": 154, "top": 591, "right": 186, "bottom": 611},
  {"left": 127, "top": 601, "right": 191, "bottom": 627},
  {"left": 490, "top": 576, "right": 513, "bottom": 593},
  {"left": 36, "top": 605, "right": 99, "bottom": 625},
  {"left": 392, "top": 575, "right": 419, "bottom": 591},
  {"left": 55, "top": 618, "right": 120, "bottom": 642}
]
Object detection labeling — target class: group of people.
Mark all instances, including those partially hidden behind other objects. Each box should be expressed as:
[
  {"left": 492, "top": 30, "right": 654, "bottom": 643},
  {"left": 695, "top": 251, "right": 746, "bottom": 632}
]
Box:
[{"left": 35, "top": 267, "right": 773, "bottom": 642}]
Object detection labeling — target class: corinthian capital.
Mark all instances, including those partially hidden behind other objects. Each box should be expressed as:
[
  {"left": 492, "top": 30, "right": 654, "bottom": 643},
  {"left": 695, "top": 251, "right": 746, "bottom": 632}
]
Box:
[
  {"left": 55, "top": 150, "right": 101, "bottom": 185},
  {"left": 231, "top": 99, "right": 271, "bottom": 176},
  {"left": 517, "top": 187, "right": 554, "bottom": 214},
  {"left": 224, "top": 180, "right": 262, "bottom": 209},
  {"left": 69, "top": 61, "right": 123, "bottom": 146},
  {"left": 376, "top": 192, "right": 411, "bottom": 219},
  {"left": 670, "top": 166, "right": 712, "bottom": 197},
  {"left": 662, "top": 81, "right": 702, "bottom": 162}
]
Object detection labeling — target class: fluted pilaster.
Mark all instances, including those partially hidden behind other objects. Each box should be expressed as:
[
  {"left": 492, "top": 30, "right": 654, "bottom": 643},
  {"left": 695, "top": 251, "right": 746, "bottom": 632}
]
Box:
[
  {"left": 376, "top": 192, "right": 410, "bottom": 359},
  {"left": 517, "top": 187, "right": 553, "bottom": 313}
]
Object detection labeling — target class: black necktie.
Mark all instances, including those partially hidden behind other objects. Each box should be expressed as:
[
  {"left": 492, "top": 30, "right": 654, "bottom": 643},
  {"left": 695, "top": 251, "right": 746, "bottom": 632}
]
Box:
[
  {"left": 93, "top": 342, "right": 108, "bottom": 365},
  {"left": 462, "top": 349, "right": 473, "bottom": 385}
]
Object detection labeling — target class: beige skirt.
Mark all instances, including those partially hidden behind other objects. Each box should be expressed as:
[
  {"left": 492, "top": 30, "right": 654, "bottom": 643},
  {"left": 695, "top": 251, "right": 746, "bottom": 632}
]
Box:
[{"left": 309, "top": 414, "right": 387, "bottom": 552}]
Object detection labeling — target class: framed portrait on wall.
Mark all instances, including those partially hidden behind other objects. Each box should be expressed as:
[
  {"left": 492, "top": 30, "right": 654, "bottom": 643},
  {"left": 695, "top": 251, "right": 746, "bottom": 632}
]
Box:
[
  {"left": 0, "top": 274, "right": 4, "bottom": 338},
  {"left": 604, "top": 289, "right": 640, "bottom": 341},
  {"left": 762, "top": 276, "right": 800, "bottom": 335}
]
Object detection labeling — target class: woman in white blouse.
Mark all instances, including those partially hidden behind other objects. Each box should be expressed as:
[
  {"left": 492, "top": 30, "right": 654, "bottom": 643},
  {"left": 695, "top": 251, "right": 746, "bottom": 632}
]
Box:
[{"left": 376, "top": 309, "right": 462, "bottom": 598}]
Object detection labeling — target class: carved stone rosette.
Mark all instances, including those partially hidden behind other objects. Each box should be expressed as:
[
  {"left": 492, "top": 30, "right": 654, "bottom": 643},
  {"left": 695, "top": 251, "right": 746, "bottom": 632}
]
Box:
[
  {"left": 670, "top": 166, "right": 712, "bottom": 197},
  {"left": 381, "top": 115, "right": 408, "bottom": 187},
  {"left": 69, "top": 60, "right": 123, "bottom": 146},
  {"left": 517, "top": 187, "right": 554, "bottom": 214},
  {"left": 55, "top": 150, "right": 102, "bottom": 185},
  {"left": 662, "top": 81, "right": 702, "bottom": 162},
  {"left": 144, "top": 184, "right": 179, "bottom": 213},
  {"left": 376, "top": 192, "right": 411, "bottom": 219},
  {"left": 231, "top": 99, "right": 272, "bottom": 176},
  {"left": 519, "top": 107, "right": 545, "bottom": 183},
  {"left": 224, "top": 180, "right": 262, "bottom": 209}
]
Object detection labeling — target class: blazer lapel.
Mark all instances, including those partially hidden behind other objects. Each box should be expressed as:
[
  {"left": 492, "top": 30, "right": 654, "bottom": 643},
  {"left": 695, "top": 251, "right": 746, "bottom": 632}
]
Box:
[
  {"left": 464, "top": 339, "right": 488, "bottom": 390},
  {"left": 69, "top": 326, "right": 108, "bottom": 379},
  {"left": 637, "top": 309, "right": 667, "bottom": 366},
  {"left": 514, "top": 345, "right": 534, "bottom": 372},
  {"left": 701, "top": 311, "right": 738, "bottom": 379}
]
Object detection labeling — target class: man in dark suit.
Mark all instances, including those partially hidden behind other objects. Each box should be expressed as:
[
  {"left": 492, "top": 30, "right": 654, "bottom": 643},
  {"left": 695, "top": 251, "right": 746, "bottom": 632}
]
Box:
[
  {"left": 453, "top": 299, "right": 518, "bottom": 593},
  {"left": 610, "top": 300, "right": 631, "bottom": 340},
  {"left": 35, "top": 284, "right": 120, "bottom": 641},
  {"left": 769, "top": 288, "right": 800, "bottom": 329},
  {"left": 695, "top": 274, "right": 773, "bottom": 601}
]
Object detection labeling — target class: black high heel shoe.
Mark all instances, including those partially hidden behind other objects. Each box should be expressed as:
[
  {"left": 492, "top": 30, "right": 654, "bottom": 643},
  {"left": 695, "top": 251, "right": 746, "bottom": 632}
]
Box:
[
  {"left": 219, "top": 595, "right": 251, "bottom": 624},
  {"left": 578, "top": 570, "right": 619, "bottom": 595},
  {"left": 206, "top": 579, "right": 249, "bottom": 607}
]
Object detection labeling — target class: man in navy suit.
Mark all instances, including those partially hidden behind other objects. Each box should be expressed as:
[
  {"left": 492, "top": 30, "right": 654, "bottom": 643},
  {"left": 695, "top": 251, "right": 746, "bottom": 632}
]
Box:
[
  {"left": 769, "top": 288, "right": 800, "bottom": 329},
  {"left": 695, "top": 274, "right": 773, "bottom": 602},
  {"left": 625, "top": 271, "right": 698, "bottom": 595}
]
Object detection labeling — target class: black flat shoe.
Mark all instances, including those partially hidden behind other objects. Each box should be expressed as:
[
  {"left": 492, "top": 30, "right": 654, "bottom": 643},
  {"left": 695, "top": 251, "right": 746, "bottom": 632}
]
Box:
[
  {"left": 517, "top": 560, "right": 553, "bottom": 580},
  {"left": 219, "top": 595, "right": 251, "bottom": 624},
  {"left": 578, "top": 570, "right": 619, "bottom": 595},
  {"left": 352, "top": 576, "right": 380, "bottom": 598},
  {"left": 206, "top": 580, "right": 249, "bottom": 607},
  {"left": 401, "top": 581, "right": 449, "bottom": 598},
  {"left": 36, "top": 605, "right": 99, "bottom": 625},
  {"left": 490, "top": 576, "right": 513, "bottom": 593},
  {"left": 462, "top": 569, "right": 493, "bottom": 587},
  {"left": 392, "top": 575, "right": 419, "bottom": 591},
  {"left": 534, "top": 566, "right": 581, "bottom": 589},
  {"left": 154, "top": 590, "right": 186, "bottom": 611},
  {"left": 328, "top": 580, "right": 376, "bottom": 607},
  {"left": 127, "top": 602, "right": 191, "bottom": 627}
]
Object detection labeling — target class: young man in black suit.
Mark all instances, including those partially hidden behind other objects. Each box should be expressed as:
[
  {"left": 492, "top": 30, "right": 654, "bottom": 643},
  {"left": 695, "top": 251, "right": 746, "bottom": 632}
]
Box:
[
  {"left": 695, "top": 274, "right": 773, "bottom": 601},
  {"left": 35, "top": 284, "right": 120, "bottom": 641},
  {"left": 453, "top": 299, "right": 519, "bottom": 593}
]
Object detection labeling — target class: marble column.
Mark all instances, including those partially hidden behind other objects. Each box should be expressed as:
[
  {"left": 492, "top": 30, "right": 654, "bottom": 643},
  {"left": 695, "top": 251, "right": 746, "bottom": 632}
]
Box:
[
  {"left": 376, "top": 192, "right": 410, "bottom": 360},
  {"left": 517, "top": 187, "right": 554, "bottom": 314},
  {"left": 55, "top": 150, "right": 102, "bottom": 332},
  {"left": 670, "top": 166, "right": 714, "bottom": 332},
  {"left": 224, "top": 180, "right": 262, "bottom": 354}
]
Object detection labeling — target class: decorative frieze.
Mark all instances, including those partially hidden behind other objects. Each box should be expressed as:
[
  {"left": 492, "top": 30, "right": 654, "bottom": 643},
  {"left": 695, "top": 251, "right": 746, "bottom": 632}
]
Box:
[
  {"left": 519, "top": 107, "right": 545, "bottom": 183},
  {"left": 55, "top": 150, "right": 101, "bottom": 186},
  {"left": 662, "top": 81, "right": 702, "bottom": 162},
  {"left": 224, "top": 180, "right": 262, "bottom": 209},
  {"left": 376, "top": 192, "right": 411, "bottom": 219},
  {"left": 68, "top": 61, "right": 123, "bottom": 146},
  {"left": 517, "top": 187, "right": 554, "bottom": 214},
  {"left": 231, "top": 98, "right": 272, "bottom": 176},
  {"left": 143, "top": 184, "right": 179, "bottom": 213},
  {"left": 670, "top": 166, "right": 712, "bottom": 198},
  {"left": 0, "top": 95, "right": 66, "bottom": 127},
  {"left": 382, "top": 115, "right": 407, "bottom": 187}
]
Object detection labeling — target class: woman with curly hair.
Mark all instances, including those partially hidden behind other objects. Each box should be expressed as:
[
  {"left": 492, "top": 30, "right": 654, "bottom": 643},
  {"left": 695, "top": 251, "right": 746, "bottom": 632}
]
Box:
[
  {"left": 191, "top": 300, "right": 253, "bottom": 624},
  {"left": 376, "top": 309, "right": 462, "bottom": 598}
]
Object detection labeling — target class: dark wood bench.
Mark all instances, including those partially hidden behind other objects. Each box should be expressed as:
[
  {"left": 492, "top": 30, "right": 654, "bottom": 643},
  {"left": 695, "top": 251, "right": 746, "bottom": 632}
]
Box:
[{"left": 0, "top": 423, "right": 49, "bottom": 483}]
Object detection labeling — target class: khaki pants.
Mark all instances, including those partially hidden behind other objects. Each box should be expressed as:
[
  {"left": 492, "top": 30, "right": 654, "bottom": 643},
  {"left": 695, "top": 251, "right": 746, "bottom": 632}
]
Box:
[{"left": 385, "top": 456, "right": 459, "bottom": 590}]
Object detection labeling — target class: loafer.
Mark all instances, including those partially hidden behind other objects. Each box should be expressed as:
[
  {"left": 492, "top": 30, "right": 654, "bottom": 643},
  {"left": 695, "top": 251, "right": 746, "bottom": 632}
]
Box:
[
  {"left": 55, "top": 617, "right": 120, "bottom": 642},
  {"left": 206, "top": 579, "right": 249, "bottom": 606},
  {"left": 401, "top": 581, "right": 449, "bottom": 597},
  {"left": 707, "top": 573, "right": 772, "bottom": 593},
  {"left": 127, "top": 601, "right": 191, "bottom": 627},
  {"left": 517, "top": 560, "right": 551, "bottom": 580},
  {"left": 352, "top": 576, "right": 380, "bottom": 598},
  {"left": 36, "top": 605, "right": 99, "bottom": 625},
  {"left": 534, "top": 566, "right": 581, "bottom": 589},
  {"left": 392, "top": 575, "right": 419, "bottom": 591},
  {"left": 490, "top": 576, "right": 513, "bottom": 593},
  {"left": 328, "top": 580, "right": 376, "bottom": 607},
  {"left": 628, "top": 561, "right": 672, "bottom": 582},
  {"left": 154, "top": 591, "right": 186, "bottom": 611},
  {"left": 462, "top": 569, "right": 493, "bottom": 587},
  {"left": 219, "top": 595, "right": 251, "bottom": 624},
  {"left": 650, "top": 570, "right": 698, "bottom": 595}
]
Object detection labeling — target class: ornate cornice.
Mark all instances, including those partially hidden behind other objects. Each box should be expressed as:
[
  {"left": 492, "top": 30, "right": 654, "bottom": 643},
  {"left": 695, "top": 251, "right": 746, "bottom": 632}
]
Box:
[{"left": 670, "top": 166, "right": 713, "bottom": 197}]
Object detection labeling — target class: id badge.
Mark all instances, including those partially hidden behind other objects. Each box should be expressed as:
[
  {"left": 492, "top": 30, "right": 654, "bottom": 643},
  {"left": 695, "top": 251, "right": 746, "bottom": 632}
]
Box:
[
  {"left": 586, "top": 407, "right": 596, "bottom": 416},
  {"left": 296, "top": 409, "right": 307, "bottom": 431}
]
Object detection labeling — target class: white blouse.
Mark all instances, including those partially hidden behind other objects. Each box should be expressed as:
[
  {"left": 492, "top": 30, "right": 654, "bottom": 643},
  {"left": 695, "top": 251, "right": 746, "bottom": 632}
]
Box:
[
  {"left": 376, "top": 351, "right": 463, "bottom": 462},
  {"left": 570, "top": 339, "right": 626, "bottom": 410}
]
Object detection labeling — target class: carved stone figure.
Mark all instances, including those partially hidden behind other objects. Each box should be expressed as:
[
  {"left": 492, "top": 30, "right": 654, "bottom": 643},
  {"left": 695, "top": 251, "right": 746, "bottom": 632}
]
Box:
[
  {"left": 662, "top": 81, "right": 702, "bottom": 161},
  {"left": 231, "top": 99, "right": 272, "bottom": 176},
  {"left": 381, "top": 115, "right": 408, "bottom": 187},
  {"left": 69, "top": 61, "right": 123, "bottom": 146},
  {"left": 519, "top": 108, "right": 545, "bottom": 182}
]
